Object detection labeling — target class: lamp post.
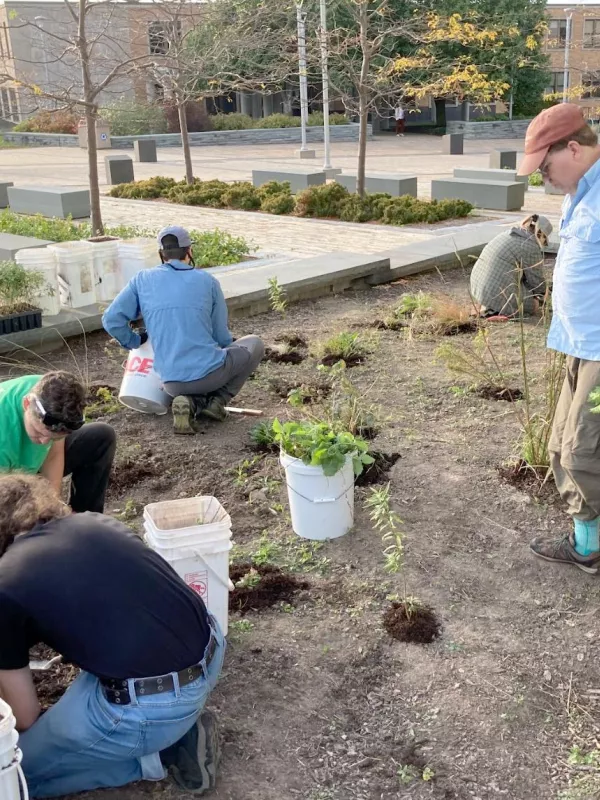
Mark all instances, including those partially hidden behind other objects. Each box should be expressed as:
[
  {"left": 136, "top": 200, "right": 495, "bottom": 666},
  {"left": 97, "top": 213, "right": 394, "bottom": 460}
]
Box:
[
  {"left": 319, "top": 0, "right": 332, "bottom": 172},
  {"left": 296, "top": 3, "right": 309, "bottom": 153},
  {"left": 563, "top": 9, "right": 574, "bottom": 103}
]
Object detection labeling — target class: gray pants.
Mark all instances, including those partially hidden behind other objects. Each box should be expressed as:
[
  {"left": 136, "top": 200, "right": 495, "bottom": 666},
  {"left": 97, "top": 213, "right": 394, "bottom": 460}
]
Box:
[{"left": 163, "top": 335, "right": 264, "bottom": 402}]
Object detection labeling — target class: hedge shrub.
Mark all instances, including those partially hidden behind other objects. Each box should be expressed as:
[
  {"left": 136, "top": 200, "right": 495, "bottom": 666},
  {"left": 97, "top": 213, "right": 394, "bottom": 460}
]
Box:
[
  {"left": 295, "top": 183, "right": 350, "bottom": 218},
  {"left": 14, "top": 111, "right": 79, "bottom": 135}
]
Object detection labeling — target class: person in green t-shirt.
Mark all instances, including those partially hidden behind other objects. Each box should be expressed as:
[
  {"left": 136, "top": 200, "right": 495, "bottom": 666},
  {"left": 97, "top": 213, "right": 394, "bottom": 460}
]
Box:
[{"left": 0, "top": 372, "right": 116, "bottom": 512}]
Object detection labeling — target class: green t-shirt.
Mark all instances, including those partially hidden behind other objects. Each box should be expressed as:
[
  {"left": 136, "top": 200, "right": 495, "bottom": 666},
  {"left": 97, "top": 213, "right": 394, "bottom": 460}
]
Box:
[{"left": 0, "top": 375, "right": 51, "bottom": 474}]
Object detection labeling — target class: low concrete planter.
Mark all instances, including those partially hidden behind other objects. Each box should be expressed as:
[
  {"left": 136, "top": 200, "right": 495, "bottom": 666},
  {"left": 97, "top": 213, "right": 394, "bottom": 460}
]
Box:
[
  {"left": 3, "top": 123, "right": 369, "bottom": 149},
  {"left": 447, "top": 119, "right": 532, "bottom": 140}
]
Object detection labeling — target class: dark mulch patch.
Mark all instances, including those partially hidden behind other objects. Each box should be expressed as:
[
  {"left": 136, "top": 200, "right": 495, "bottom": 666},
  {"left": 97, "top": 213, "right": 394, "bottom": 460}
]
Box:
[
  {"left": 356, "top": 451, "right": 401, "bottom": 487},
  {"left": 264, "top": 346, "right": 306, "bottom": 365},
  {"left": 86, "top": 383, "right": 118, "bottom": 401},
  {"left": 320, "top": 353, "right": 365, "bottom": 368},
  {"left": 383, "top": 601, "right": 441, "bottom": 644},
  {"left": 269, "top": 378, "right": 331, "bottom": 403},
  {"left": 111, "top": 456, "right": 159, "bottom": 494},
  {"left": 476, "top": 385, "right": 524, "bottom": 402},
  {"left": 230, "top": 562, "right": 309, "bottom": 614},
  {"left": 442, "top": 321, "right": 479, "bottom": 336},
  {"left": 274, "top": 333, "right": 308, "bottom": 349},
  {"left": 497, "top": 459, "right": 560, "bottom": 505},
  {"left": 30, "top": 645, "right": 77, "bottom": 710},
  {"left": 371, "top": 318, "right": 407, "bottom": 332}
]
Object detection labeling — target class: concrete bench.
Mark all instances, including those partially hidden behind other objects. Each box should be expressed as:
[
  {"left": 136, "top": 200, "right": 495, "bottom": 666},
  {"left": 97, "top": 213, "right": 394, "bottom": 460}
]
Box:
[
  {"left": 490, "top": 149, "right": 517, "bottom": 170},
  {"left": 454, "top": 168, "right": 528, "bottom": 191},
  {"left": 336, "top": 173, "right": 417, "bottom": 197},
  {"left": 0, "top": 234, "right": 53, "bottom": 261},
  {"left": 431, "top": 178, "right": 525, "bottom": 211},
  {"left": 105, "top": 155, "right": 134, "bottom": 185},
  {"left": 134, "top": 139, "right": 157, "bottom": 163},
  {"left": 7, "top": 186, "right": 91, "bottom": 219},
  {"left": 0, "top": 182, "right": 13, "bottom": 208},
  {"left": 252, "top": 169, "right": 326, "bottom": 194},
  {"left": 442, "top": 133, "right": 463, "bottom": 155}
]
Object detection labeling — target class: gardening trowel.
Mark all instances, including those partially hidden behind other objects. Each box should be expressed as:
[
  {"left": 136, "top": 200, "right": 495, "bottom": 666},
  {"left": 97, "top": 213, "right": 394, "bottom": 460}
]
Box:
[{"left": 29, "top": 655, "right": 63, "bottom": 671}]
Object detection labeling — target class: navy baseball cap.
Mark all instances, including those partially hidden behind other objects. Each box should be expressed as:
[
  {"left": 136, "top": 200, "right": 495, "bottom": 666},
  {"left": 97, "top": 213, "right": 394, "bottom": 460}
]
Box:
[{"left": 157, "top": 225, "right": 193, "bottom": 249}]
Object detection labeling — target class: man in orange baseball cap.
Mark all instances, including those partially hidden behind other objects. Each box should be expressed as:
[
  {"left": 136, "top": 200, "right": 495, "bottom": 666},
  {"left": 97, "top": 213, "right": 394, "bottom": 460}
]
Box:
[{"left": 518, "top": 104, "right": 600, "bottom": 573}]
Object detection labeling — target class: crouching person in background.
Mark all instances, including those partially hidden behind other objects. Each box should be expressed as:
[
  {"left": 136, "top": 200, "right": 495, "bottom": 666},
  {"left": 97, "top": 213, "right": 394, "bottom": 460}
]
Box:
[{"left": 0, "top": 473, "right": 225, "bottom": 798}]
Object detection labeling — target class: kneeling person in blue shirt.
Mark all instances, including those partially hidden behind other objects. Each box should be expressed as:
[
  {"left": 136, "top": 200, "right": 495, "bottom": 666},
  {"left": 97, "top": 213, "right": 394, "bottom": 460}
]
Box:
[{"left": 103, "top": 226, "right": 264, "bottom": 434}]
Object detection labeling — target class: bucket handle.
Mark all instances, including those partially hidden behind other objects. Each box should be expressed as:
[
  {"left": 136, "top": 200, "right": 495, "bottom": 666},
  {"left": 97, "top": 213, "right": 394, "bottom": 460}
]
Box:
[
  {"left": 192, "top": 549, "right": 235, "bottom": 592},
  {"left": 0, "top": 750, "right": 29, "bottom": 800}
]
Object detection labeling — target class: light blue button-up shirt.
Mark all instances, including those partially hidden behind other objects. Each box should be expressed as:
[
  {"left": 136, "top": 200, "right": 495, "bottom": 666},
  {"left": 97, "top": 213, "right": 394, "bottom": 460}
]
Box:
[{"left": 548, "top": 158, "right": 600, "bottom": 361}]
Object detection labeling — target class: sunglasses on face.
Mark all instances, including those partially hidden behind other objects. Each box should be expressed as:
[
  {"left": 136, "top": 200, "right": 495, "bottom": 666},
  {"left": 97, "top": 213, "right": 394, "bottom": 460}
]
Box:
[{"left": 32, "top": 396, "right": 84, "bottom": 435}]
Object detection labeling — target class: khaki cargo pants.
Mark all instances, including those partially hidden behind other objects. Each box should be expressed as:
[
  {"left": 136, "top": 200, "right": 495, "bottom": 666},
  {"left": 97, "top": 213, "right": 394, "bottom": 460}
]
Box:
[{"left": 549, "top": 357, "right": 600, "bottom": 521}]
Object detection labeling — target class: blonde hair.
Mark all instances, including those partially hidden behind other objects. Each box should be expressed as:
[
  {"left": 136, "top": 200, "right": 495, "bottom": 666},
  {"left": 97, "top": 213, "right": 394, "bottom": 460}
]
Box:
[{"left": 0, "top": 473, "right": 70, "bottom": 556}]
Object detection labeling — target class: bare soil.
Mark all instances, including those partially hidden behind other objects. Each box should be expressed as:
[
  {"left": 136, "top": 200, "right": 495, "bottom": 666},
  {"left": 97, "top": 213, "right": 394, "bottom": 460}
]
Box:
[{"left": 11, "top": 259, "right": 598, "bottom": 800}]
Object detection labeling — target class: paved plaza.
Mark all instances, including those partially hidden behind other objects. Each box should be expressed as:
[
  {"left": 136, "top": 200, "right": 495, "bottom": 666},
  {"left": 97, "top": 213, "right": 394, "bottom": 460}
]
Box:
[{"left": 0, "top": 134, "right": 563, "bottom": 257}]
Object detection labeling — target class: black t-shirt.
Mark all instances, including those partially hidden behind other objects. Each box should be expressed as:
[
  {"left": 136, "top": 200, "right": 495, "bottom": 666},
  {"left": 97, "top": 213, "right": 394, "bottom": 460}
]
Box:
[{"left": 0, "top": 513, "right": 210, "bottom": 679}]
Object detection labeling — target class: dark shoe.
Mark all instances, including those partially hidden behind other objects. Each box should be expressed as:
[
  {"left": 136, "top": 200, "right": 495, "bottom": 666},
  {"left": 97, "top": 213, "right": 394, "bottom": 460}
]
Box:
[
  {"left": 530, "top": 534, "right": 600, "bottom": 574},
  {"left": 172, "top": 396, "right": 195, "bottom": 435},
  {"left": 200, "top": 396, "right": 228, "bottom": 422},
  {"left": 167, "top": 711, "right": 221, "bottom": 794}
]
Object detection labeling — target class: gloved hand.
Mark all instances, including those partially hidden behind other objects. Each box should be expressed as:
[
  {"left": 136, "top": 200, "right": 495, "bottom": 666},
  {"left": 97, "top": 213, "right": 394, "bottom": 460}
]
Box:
[{"left": 139, "top": 330, "right": 148, "bottom": 346}]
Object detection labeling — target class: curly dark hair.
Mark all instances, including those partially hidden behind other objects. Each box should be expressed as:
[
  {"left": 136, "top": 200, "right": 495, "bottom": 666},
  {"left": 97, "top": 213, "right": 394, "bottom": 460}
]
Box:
[
  {"left": 0, "top": 473, "right": 70, "bottom": 557},
  {"left": 33, "top": 371, "right": 86, "bottom": 428}
]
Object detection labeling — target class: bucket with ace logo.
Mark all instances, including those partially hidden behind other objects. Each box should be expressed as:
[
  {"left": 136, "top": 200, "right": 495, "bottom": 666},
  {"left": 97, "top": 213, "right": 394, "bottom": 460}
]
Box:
[
  {"left": 143, "top": 496, "right": 233, "bottom": 635},
  {"left": 118, "top": 340, "right": 170, "bottom": 415}
]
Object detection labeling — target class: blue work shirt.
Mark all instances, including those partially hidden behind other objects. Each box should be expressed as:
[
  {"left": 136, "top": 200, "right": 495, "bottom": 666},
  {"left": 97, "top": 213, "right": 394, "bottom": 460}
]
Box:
[
  {"left": 548, "top": 158, "right": 600, "bottom": 361},
  {"left": 102, "top": 261, "right": 233, "bottom": 383}
]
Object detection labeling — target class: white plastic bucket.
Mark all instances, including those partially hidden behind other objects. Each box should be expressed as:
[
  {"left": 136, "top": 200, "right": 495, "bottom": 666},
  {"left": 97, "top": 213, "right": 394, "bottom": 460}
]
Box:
[
  {"left": 280, "top": 451, "right": 355, "bottom": 540},
  {"left": 0, "top": 699, "right": 27, "bottom": 800},
  {"left": 15, "top": 247, "right": 60, "bottom": 316},
  {"left": 117, "top": 238, "right": 157, "bottom": 286},
  {"left": 89, "top": 238, "right": 120, "bottom": 302},
  {"left": 49, "top": 241, "right": 96, "bottom": 308},
  {"left": 143, "top": 496, "right": 233, "bottom": 635},
  {"left": 118, "top": 340, "right": 169, "bottom": 415}
]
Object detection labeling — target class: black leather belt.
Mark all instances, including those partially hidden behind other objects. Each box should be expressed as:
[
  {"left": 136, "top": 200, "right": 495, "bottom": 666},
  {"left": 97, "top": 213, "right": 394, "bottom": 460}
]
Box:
[{"left": 100, "top": 634, "right": 217, "bottom": 705}]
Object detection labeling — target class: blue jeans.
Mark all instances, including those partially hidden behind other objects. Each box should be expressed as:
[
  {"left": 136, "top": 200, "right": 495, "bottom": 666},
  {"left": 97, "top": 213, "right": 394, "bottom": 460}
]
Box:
[{"left": 20, "top": 622, "right": 226, "bottom": 799}]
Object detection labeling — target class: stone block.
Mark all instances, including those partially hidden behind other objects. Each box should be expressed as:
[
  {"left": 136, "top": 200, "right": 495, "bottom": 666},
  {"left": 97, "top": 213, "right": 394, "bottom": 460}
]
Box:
[
  {"left": 453, "top": 168, "right": 528, "bottom": 191},
  {"left": 0, "top": 182, "right": 13, "bottom": 208},
  {"left": 0, "top": 234, "right": 53, "bottom": 261},
  {"left": 545, "top": 182, "right": 565, "bottom": 196},
  {"left": 336, "top": 173, "right": 417, "bottom": 197},
  {"left": 134, "top": 139, "right": 157, "bottom": 163},
  {"left": 295, "top": 149, "right": 316, "bottom": 159},
  {"left": 431, "top": 178, "right": 525, "bottom": 211},
  {"left": 105, "top": 155, "right": 134, "bottom": 185},
  {"left": 490, "top": 149, "right": 517, "bottom": 170},
  {"left": 442, "top": 133, "right": 463, "bottom": 155},
  {"left": 7, "top": 186, "right": 91, "bottom": 219},
  {"left": 324, "top": 167, "right": 342, "bottom": 179},
  {"left": 252, "top": 169, "right": 326, "bottom": 193}
]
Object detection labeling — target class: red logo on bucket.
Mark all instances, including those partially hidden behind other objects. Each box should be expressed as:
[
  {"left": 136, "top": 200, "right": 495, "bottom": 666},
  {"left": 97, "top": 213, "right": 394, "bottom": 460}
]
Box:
[
  {"left": 127, "top": 356, "right": 153, "bottom": 375},
  {"left": 185, "top": 571, "right": 208, "bottom": 603}
]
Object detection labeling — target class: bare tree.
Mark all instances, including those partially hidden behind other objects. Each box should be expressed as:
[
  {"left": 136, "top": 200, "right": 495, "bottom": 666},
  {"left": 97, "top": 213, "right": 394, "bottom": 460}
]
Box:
[{"left": 4, "top": 0, "right": 153, "bottom": 233}]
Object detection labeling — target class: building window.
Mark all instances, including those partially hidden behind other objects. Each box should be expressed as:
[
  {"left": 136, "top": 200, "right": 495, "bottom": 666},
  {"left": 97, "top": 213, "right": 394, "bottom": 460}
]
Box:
[
  {"left": 148, "top": 21, "right": 181, "bottom": 55},
  {"left": 583, "top": 72, "right": 600, "bottom": 98},
  {"left": 0, "top": 87, "right": 19, "bottom": 121},
  {"left": 546, "top": 71, "right": 567, "bottom": 95},
  {"left": 584, "top": 18, "right": 600, "bottom": 48},
  {"left": 548, "top": 18, "right": 568, "bottom": 48}
]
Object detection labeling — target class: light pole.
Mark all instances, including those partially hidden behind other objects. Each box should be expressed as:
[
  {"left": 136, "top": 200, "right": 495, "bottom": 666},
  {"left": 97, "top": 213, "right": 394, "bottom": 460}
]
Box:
[
  {"left": 296, "top": 3, "right": 310, "bottom": 153},
  {"left": 563, "top": 8, "right": 574, "bottom": 103},
  {"left": 319, "top": 0, "right": 332, "bottom": 172},
  {"left": 34, "top": 16, "right": 50, "bottom": 96}
]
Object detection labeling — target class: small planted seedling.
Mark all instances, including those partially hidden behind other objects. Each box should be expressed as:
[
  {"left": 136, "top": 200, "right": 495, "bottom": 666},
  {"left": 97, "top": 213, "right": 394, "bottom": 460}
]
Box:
[
  {"left": 229, "top": 561, "right": 309, "bottom": 613},
  {"left": 315, "top": 330, "right": 376, "bottom": 368},
  {"left": 84, "top": 385, "right": 120, "bottom": 419},
  {"left": 267, "top": 276, "right": 287, "bottom": 315},
  {"left": 235, "top": 567, "right": 262, "bottom": 589},
  {"left": 249, "top": 420, "right": 278, "bottom": 453}
]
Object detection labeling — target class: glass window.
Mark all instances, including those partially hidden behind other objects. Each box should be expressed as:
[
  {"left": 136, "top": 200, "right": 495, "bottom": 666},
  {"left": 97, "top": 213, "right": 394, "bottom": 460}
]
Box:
[
  {"left": 583, "top": 72, "right": 600, "bottom": 99},
  {"left": 545, "top": 71, "right": 567, "bottom": 95},
  {"left": 548, "top": 19, "right": 568, "bottom": 47},
  {"left": 584, "top": 18, "right": 600, "bottom": 48}
]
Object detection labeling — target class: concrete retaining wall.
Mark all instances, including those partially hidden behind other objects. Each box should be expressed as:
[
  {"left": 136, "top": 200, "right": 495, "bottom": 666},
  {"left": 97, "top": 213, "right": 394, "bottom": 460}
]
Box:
[
  {"left": 3, "top": 123, "right": 368, "bottom": 149},
  {"left": 447, "top": 119, "right": 532, "bottom": 140}
]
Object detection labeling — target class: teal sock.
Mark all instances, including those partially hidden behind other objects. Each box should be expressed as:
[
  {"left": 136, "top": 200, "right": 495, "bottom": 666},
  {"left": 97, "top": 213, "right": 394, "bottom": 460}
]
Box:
[{"left": 573, "top": 518, "right": 600, "bottom": 556}]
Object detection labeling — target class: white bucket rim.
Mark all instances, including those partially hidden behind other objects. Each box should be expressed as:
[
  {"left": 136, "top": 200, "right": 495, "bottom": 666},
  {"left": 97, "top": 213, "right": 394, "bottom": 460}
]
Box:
[
  {"left": 143, "top": 496, "right": 231, "bottom": 533},
  {"left": 118, "top": 394, "right": 169, "bottom": 415}
]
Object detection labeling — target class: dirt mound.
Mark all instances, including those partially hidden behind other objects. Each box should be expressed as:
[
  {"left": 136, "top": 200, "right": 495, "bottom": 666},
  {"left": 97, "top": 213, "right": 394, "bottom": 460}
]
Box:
[
  {"left": 497, "top": 460, "right": 559, "bottom": 505},
  {"left": 356, "top": 451, "right": 401, "bottom": 487},
  {"left": 476, "top": 385, "right": 524, "bottom": 402},
  {"left": 383, "top": 601, "right": 441, "bottom": 644},
  {"left": 319, "top": 353, "right": 365, "bottom": 368},
  {"left": 264, "top": 346, "right": 306, "bottom": 365},
  {"left": 230, "top": 562, "right": 309, "bottom": 614},
  {"left": 269, "top": 378, "right": 331, "bottom": 403},
  {"left": 274, "top": 333, "right": 308, "bottom": 349},
  {"left": 111, "top": 456, "right": 159, "bottom": 494}
]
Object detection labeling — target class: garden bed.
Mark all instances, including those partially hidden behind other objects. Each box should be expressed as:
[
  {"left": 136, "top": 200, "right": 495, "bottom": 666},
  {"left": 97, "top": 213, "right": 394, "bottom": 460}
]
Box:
[{"left": 10, "top": 258, "right": 594, "bottom": 800}]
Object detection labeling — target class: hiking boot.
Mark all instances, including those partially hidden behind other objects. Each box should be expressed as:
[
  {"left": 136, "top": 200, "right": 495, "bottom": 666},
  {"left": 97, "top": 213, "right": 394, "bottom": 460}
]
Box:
[
  {"left": 167, "top": 711, "right": 221, "bottom": 794},
  {"left": 530, "top": 534, "right": 600, "bottom": 574},
  {"left": 172, "top": 396, "right": 196, "bottom": 435},
  {"left": 200, "top": 395, "right": 228, "bottom": 422}
]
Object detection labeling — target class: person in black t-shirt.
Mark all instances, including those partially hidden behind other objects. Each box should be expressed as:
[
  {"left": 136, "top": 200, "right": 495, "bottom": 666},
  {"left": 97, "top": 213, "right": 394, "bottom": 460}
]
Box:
[{"left": 0, "top": 473, "right": 226, "bottom": 798}]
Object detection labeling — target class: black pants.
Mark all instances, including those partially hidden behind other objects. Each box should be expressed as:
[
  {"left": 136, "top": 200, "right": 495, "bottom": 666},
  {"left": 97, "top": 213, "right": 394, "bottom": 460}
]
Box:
[{"left": 63, "top": 423, "right": 116, "bottom": 513}]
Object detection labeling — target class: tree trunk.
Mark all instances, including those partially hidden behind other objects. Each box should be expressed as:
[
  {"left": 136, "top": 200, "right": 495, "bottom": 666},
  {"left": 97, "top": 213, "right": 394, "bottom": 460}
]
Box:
[
  {"left": 85, "top": 109, "right": 103, "bottom": 235},
  {"left": 357, "top": 1, "right": 370, "bottom": 198},
  {"left": 434, "top": 97, "right": 447, "bottom": 133},
  {"left": 177, "top": 99, "right": 194, "bottom": 185}
]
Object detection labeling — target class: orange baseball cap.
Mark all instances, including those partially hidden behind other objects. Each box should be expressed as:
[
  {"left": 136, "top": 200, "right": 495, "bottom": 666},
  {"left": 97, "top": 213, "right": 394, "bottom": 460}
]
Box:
[{"left": 518, "top": 103, "right": 587, "bottom": 175}]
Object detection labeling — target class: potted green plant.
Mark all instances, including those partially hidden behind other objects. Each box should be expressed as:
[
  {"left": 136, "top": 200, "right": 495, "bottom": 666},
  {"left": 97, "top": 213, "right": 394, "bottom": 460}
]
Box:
[
  {"left": 0, "top": 260, "right": 48, "bottom": 335},
  {"left": 272, "top": 418, "right": 373, "bottom": 541}
]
